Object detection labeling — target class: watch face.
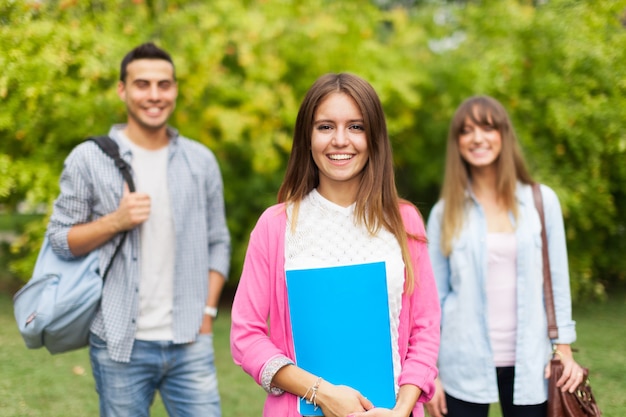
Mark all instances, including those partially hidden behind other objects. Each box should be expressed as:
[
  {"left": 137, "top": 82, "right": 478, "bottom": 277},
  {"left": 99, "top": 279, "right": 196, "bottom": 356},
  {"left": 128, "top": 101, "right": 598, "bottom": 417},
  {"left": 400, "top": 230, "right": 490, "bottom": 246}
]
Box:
[{"left": 204, "top": 306, "right": 218, "bottom": 318}]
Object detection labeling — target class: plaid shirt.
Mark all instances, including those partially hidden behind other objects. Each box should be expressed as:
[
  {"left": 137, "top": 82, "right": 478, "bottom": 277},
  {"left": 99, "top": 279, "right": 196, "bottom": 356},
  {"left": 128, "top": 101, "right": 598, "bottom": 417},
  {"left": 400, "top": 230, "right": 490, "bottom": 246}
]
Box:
[{"left": 47, "top": 125, "right": 231, "bottom": 362}]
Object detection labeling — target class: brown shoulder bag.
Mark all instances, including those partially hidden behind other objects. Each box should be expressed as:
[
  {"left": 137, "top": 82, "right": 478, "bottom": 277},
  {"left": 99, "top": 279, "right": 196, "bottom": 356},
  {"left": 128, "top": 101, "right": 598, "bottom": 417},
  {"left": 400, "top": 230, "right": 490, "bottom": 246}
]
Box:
[{"left": 532, "top": 183, "right": 601, "bottom": 417}]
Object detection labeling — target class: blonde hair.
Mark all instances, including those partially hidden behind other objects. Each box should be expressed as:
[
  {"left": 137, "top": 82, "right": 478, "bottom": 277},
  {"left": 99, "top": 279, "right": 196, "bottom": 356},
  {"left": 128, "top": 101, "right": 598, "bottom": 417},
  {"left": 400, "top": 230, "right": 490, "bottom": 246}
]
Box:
[
  {"left": 440, "top": 96, "right": 533, "bottom": 255},
  {"left": 277, "top": 73, "right": 424, "bottom": 292}
]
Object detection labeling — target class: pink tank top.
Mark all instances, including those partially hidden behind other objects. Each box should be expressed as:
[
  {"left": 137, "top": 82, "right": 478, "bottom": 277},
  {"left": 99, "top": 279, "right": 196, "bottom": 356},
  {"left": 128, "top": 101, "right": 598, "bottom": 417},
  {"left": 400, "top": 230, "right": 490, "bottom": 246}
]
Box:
[{"left": 486, "top": 233, "right": 517, "bottom": 367}]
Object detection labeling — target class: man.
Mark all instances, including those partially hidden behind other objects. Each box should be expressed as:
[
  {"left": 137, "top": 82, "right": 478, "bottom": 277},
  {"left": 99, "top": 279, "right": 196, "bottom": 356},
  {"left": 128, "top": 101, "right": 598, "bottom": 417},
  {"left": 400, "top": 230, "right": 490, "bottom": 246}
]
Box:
[{"left": 47, "top": 42, "right": 231, "bottom": 417}]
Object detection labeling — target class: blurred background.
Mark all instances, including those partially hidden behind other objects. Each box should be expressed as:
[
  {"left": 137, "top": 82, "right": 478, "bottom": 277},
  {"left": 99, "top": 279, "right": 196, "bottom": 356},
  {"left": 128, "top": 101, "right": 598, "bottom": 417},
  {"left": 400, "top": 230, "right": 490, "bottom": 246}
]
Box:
[{"left": 1, "top": 0, "right": 625, "bottom": 302}]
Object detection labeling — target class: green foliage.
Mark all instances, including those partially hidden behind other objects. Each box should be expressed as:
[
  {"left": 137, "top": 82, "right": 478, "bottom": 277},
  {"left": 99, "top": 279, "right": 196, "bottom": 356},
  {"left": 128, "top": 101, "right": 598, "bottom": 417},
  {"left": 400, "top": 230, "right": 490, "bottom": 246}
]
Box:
[
  {"left": 1, "top": 0, "right": 624, "bottom": 300},
  {"left": 404, "top": 0, "right": 626, "bottom": 299}
]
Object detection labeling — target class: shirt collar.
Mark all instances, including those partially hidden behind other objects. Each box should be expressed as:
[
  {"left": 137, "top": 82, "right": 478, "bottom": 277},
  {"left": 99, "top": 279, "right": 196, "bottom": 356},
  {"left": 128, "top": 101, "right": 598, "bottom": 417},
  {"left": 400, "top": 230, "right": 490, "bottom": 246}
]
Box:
[
  {"left": 464, "top": 180, "right": 529, "bottom": 206},
  {"left": 108, "top": 124, "right": 179, "bottom": 156}
]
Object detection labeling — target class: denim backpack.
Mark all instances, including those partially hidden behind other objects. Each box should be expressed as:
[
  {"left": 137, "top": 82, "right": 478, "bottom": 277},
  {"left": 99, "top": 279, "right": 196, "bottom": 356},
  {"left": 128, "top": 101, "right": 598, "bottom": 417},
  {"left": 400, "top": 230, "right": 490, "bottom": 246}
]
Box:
[{"left": 13, "top": 136, "right": 135, "bottom": 354}]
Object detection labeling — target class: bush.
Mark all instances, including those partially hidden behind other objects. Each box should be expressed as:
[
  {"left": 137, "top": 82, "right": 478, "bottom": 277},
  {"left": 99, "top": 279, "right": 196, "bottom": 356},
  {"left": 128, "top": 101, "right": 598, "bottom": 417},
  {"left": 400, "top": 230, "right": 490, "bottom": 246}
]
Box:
[{"left": 1, "top": 0, "right": 625, "bottom": 300}]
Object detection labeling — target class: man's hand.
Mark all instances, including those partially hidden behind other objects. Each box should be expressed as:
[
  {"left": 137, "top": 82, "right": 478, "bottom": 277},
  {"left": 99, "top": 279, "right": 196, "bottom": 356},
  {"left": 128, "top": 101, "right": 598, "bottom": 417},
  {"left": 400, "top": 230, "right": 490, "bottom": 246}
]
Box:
[
  {"left": 67, "top": 183, "right": 150, "bottom": 256},
  {"left": 114, "top": 183, "right": 151, "bottom": 231}
]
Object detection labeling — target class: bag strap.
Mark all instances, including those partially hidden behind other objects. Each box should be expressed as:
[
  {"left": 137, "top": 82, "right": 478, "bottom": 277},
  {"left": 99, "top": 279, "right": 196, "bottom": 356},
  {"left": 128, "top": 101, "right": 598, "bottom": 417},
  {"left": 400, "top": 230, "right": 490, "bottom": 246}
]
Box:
[
  {"left": 88, "top": 135, "right": 135, "bottom": 280},
  {"left": 89, "top": 136, "right": 136, "bottom": 192},
  {"left": 531, "top": 183, "right": 560, "bottom": 340}
]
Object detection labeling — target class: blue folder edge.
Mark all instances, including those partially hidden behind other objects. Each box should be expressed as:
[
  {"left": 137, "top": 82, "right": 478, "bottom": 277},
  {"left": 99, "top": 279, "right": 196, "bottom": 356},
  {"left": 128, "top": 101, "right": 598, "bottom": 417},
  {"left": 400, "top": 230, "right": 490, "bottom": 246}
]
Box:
[{"left": 286, "top": 262, "right": 396, "bottom": 416}]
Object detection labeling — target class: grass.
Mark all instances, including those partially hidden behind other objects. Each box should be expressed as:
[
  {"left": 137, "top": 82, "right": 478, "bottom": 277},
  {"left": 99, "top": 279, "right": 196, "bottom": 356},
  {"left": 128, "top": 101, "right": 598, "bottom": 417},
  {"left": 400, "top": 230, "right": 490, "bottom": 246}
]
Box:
[
  {"left": 1, "top": 289, "right": 625, "bottom": 417},
  {"left": 0, "top": 292, "right": 266, "bottom": 417},
  {"left": 485, "top": 287, "right": 626, "bottom": 417}
]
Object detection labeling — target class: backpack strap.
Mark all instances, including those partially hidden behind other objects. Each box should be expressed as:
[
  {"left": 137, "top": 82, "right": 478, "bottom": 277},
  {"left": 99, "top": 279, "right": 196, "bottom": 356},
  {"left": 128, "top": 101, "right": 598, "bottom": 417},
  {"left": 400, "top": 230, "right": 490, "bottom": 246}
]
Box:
[
  {"left": 88, "top": 136, "right": 136, "bottom": 192},
  {"left": 87, "top": 135, "right": 135, "bottom": 280}
]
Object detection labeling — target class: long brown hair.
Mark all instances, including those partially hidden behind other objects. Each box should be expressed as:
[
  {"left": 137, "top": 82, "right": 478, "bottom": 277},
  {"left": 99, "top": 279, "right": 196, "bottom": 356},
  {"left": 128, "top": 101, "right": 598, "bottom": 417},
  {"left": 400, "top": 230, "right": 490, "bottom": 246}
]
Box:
[
  {"left": 440, "top": 95, "right": 533, "bottom": 255},
  {"left": 278, "top": 73, "right": 421, "bottom": 292}
]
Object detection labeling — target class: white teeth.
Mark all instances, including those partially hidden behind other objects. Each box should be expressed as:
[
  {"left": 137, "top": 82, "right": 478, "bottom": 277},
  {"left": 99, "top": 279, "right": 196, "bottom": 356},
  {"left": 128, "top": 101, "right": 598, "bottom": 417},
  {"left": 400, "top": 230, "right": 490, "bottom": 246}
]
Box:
[{"left": 328, "top": 154, "right": 352, "bottom": 160}]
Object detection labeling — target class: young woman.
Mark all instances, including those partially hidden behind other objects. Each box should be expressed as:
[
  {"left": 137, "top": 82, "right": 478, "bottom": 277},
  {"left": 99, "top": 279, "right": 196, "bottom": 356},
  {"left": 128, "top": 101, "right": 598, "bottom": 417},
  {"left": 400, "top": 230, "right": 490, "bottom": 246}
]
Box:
[
  {"left": 425, "top": 96, "right": 583, "bottom": 417},
  {"left": 230, "top": 73, "right": 440, "bottom": 417}
]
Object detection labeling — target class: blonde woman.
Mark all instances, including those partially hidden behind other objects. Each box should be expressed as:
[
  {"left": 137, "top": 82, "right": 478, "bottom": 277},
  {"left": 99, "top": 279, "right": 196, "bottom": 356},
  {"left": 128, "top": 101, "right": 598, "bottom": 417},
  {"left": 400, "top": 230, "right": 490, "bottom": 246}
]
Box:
[{"left": 425, "top": 96, "right": 583, "bottom": 417}]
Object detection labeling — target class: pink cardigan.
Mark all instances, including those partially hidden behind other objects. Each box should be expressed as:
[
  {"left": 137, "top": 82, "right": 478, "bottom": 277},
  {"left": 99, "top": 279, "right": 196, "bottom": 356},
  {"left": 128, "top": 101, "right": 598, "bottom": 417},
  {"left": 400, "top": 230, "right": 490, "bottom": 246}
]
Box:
[{"left": 230, "top": 202, "right": 440, "bottom": 417}]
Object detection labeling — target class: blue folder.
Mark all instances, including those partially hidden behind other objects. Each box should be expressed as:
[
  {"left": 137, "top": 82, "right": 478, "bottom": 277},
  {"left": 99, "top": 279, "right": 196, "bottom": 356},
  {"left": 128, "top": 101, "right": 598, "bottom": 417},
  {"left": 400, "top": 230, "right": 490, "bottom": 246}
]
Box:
[{"left": 286, "top": 262, "right": 395, "bottom": 416}]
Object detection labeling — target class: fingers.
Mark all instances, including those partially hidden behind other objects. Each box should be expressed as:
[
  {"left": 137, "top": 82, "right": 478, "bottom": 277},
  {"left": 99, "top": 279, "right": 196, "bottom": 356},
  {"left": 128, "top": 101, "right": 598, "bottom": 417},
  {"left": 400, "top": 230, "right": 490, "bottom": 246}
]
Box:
[
  {"left": 438, "top": 394, "right": 448, "bottom": 416},
  {"left": 128, "top": 194, "right": 151, "bottom": 225},
  {"left": 552, "top": 344, "right": 583, "bottom": 393},
  {"left": 117, "top": 190, "right": 151, "bottom": 229},
  {"left": 359, "top": 395, "right": 374, "bottom": 411},
  {"left": 426, "top": 395, "right": 447, "bottom": 417},
  {"left": 318, "top": 384, "right": 369, "bottom": 417},
  {"left": 559, "top": 364, "right": 585, "bottom": 393},
  {"left": 425, "top": 379, "right": 447, "bottom": 417},
  {"left": 554, "top": 355, "right": 585, "bottom": 393},
  {"left": 425, "top": 403, "right": 435, "bottom": 417}
]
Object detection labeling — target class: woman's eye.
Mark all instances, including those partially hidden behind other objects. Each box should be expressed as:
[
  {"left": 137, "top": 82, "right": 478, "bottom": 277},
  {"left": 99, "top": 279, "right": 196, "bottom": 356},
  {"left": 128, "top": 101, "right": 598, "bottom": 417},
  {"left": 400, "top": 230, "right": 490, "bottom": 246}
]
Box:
[
  {"left": 349, "top": 124, "right": 365, "bottom": 131},
  {"left": 316, "top": 125, "right": 332, "bottom": 131}
]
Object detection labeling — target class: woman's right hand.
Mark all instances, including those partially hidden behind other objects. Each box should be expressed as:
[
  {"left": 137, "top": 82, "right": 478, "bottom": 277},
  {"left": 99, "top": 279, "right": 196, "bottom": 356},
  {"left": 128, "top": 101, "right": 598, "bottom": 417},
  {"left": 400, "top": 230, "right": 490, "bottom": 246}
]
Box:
[
  {"left": 425, "top": 378, "right": 447, "bottom": 417},
  {"left": 317, "top": 381, "right": 374, "bottom": 417}
]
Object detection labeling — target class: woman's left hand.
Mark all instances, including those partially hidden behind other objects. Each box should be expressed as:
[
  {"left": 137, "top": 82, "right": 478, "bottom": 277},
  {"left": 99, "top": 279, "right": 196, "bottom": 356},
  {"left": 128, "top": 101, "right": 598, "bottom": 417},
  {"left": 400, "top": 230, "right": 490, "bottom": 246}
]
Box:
[
  {"left": 349, "top": 383, "right": 420, "bottom": 417},
  {"left": 544, "top": 344, "right": 585, "bottom": 393}
]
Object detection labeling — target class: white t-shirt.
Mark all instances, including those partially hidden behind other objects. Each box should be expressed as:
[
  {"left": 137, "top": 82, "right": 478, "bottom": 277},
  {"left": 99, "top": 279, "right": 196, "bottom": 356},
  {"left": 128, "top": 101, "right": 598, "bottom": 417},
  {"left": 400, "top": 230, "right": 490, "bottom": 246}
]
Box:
[{"left": 120, "top": 134, "right": 175, "bottom": 341}]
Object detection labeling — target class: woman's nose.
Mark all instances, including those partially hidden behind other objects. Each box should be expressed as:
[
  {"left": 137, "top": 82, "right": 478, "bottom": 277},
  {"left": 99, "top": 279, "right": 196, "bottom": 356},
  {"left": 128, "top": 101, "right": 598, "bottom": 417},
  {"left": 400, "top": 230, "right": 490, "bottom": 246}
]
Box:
[
  {"left": 332, "top": 128, "right": 349, "bottom": 146},
  {"left": 471, "top": 128, "right": 485, "bottom": 142}
]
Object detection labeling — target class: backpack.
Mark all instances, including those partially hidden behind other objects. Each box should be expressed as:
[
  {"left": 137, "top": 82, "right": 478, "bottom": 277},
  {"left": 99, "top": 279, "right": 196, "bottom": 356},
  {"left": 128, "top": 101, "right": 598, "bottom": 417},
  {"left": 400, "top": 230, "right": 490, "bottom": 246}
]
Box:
[{"left": 13, "top": 136, "right": 135, "bottom": 354}]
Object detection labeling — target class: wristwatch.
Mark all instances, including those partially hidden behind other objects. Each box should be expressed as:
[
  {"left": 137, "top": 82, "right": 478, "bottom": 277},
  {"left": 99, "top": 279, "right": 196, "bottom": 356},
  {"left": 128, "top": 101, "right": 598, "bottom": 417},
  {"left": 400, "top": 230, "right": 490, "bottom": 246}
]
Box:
[{"left": 203, "top": 306, "right": 218, "bottom": 318}]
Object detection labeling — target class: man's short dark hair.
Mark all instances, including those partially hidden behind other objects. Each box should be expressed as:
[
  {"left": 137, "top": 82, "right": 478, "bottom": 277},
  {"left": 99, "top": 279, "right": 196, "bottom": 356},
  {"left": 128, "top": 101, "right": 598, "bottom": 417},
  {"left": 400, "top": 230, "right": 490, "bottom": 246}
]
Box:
[{"left": 119, "top": 42, "right": 176, "bottom": 82}]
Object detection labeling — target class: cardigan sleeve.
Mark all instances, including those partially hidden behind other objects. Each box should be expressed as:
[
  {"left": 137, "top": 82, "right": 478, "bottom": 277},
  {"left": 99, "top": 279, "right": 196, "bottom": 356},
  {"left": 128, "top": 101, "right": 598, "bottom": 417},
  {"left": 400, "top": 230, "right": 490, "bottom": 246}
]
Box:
[
  {"left": 230, "top": 206, "right": 293, "bottom": 388},
  {"left": 397, "top": 204, "right": 441, "bottom": 403}
]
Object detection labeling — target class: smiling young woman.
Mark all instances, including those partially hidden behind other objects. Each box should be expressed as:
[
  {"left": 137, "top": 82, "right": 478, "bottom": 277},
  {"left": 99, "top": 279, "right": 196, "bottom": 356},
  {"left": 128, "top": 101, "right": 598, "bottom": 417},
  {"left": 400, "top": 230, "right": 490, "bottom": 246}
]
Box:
[
  {"left": 230, "top": 73, "right": 441, "bottom": 417},
  {"left": 310, "top": 92, "right": 369, "bottom": 207},
  {"left": 426, "top": 96, "right": 584, "bottom": 417}
]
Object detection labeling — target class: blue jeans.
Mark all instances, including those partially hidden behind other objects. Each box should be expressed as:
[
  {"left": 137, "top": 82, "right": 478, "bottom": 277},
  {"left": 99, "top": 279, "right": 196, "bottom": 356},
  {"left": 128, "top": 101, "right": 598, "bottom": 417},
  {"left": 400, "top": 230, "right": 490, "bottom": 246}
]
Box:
[{"left": 89, "top": 333, "right": 221, "bottom": 417}]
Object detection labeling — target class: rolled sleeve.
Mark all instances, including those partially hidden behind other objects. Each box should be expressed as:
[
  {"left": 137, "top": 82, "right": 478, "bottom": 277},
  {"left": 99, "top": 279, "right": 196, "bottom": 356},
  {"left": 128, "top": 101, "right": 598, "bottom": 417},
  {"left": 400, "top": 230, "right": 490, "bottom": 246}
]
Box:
[
  {"left": 230, "top": 207, "right": 293, "bottom": 389},
  {"left": 261, "top": 356, "right": 295, "bottom": 395},
  {"left": 204, "top": 154, "right": 231, "bottom": 279},
  {"left": 47, "top": 145, "right": 96, "bottom": 259}
]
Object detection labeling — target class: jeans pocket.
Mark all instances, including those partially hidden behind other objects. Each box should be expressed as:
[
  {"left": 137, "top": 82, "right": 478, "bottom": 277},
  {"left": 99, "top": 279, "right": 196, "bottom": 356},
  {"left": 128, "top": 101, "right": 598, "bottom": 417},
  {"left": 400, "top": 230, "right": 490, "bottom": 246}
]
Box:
[
  {"left": 196, "top": 332, "right": 214, "bottom": 343},
  {"left": 89, "top": 332, "right": 107, "bottom": 349}
]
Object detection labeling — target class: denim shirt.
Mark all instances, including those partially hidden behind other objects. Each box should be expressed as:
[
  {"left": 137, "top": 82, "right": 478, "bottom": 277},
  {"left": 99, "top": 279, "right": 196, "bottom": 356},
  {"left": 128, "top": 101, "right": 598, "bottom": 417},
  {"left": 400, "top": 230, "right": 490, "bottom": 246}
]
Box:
[
  {"left": 426, "top": 183, "right": 576, "bottom": 405},
  {"left": 47, "top": 125, "right": 231, "bottom": 363}
]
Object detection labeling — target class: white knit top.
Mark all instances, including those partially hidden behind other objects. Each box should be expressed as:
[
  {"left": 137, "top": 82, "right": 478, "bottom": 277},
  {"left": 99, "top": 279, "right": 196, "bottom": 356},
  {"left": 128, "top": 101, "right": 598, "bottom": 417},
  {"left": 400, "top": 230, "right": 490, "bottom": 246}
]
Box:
[{"left": 284, "top": 189, "right": 405, "bottom": 393}]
